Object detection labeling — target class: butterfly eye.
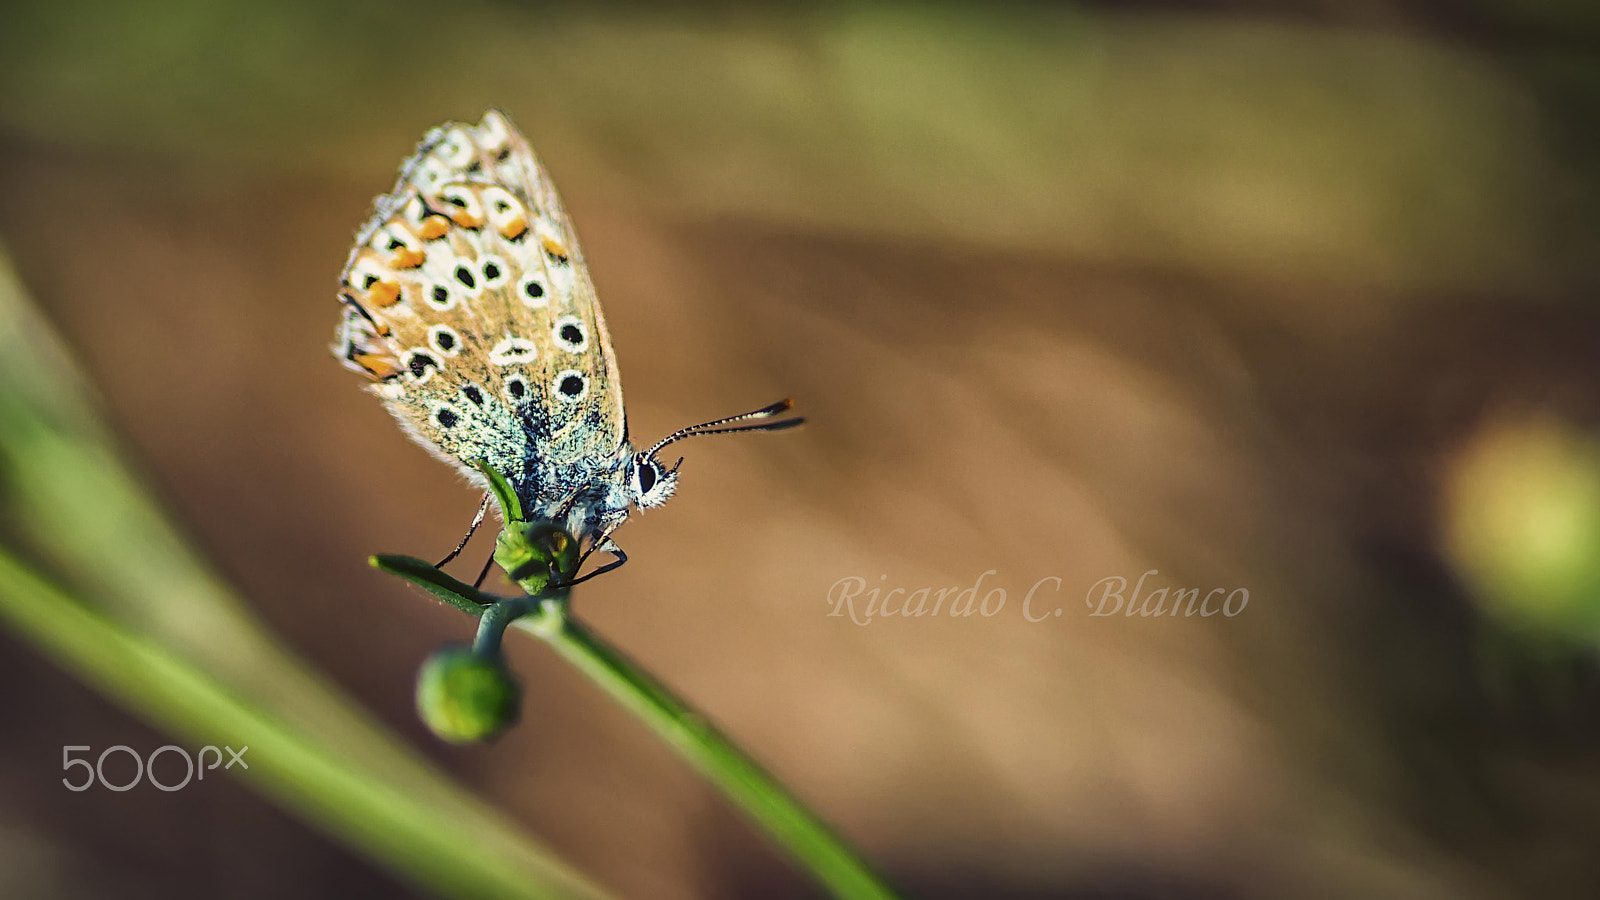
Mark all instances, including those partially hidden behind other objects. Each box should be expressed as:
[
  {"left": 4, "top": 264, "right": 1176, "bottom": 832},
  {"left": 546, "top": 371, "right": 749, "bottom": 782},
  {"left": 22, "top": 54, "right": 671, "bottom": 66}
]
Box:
[{"left": 631, "top": 457, "right": 676, "bottom": 508}]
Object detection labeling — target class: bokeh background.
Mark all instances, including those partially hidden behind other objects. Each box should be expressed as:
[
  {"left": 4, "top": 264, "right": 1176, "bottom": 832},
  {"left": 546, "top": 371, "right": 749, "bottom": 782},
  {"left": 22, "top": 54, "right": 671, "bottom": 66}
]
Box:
[{"left": 3, "top": 0, "right": 1600, "bottom": 897}]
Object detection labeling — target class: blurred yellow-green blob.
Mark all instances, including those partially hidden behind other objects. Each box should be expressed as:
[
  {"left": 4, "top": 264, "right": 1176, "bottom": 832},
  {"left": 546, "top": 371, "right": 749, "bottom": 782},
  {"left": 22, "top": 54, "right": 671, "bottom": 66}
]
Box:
[
  {"left": 417, "top": 646, "right": 522, "bottom": 744},
  {"left": 1445, "top": 416, "right": 1600, "bottom": 641}
]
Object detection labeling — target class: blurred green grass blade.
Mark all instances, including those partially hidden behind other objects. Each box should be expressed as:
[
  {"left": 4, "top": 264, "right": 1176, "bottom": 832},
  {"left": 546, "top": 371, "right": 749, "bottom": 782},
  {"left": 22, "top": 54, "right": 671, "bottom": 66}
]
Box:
[
  {"left": 0, "top": 551, "right": 600, "bottom": 899},
  {"left": 0, "top": 251, "right": 609, "bottom": 899}
]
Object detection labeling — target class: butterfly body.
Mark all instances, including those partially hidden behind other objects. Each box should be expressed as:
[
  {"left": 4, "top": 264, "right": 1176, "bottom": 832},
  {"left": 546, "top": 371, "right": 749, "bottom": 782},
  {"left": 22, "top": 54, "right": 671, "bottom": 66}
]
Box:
[{"left": 336, "top": 111, "right": 800, "bottom": 573}]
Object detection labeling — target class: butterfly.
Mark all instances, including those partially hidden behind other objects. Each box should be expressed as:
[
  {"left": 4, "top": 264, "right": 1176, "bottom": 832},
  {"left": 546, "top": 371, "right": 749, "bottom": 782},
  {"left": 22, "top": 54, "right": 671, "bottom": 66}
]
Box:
[{"left": 334, "top": 110, "right": 803, "bottom": 584}]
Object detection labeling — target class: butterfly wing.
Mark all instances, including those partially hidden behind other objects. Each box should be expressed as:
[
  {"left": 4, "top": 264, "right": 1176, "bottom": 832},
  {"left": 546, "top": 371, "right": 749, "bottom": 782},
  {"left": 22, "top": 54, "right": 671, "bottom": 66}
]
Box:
[{"left": 336, "top": 111, "right": 628, "bottom": 513}]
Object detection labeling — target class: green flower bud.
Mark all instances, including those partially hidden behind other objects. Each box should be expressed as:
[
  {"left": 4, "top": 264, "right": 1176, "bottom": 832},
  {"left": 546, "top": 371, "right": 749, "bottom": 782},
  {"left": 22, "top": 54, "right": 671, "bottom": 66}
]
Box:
[
  {"left": 495, "top": 521, "right": 581, "bottom": 593},
  {"left": 416, "top": 645, "right": 520, "bottom": 743}
]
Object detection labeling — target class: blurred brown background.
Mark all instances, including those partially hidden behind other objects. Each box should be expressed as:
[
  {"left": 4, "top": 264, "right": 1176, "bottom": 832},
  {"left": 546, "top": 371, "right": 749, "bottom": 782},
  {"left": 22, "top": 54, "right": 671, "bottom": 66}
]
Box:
[{"left": 3, "top": 0, "right": 1600, "bottom": 897}]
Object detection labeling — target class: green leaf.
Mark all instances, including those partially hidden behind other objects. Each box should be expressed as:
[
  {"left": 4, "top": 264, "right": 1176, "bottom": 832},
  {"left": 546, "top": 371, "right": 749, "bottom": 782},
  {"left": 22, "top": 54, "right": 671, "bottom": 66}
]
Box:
[
  {"left": 477, "top": 459, "right": 526, "bottom": 524},
  {"left": 370, "top": 554, "right": 499, "bottom": 616}
]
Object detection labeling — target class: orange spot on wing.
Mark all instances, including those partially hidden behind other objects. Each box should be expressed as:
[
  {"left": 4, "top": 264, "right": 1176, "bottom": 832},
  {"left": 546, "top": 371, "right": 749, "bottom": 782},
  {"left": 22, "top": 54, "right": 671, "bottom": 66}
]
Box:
[
  {"left": 417, "top": 216, "right": 450, "bottom": 239},
  {"left": 390, "top": 247, "right": 426, "bottom": 269},
  {"left": 497, "top": 215, "right": 528, "bottom": 240},
  {"left": 448, "top": 208, "right": 485, "bottom": 228},
  {"left": 368, "top": 279, "right": 402, "bottom": 307},
  {"left": 353, "top": 352, "right": 400, "bottom": 379},
  {"left": 540, "top": 233, "right": 569, "bottom": 259}
]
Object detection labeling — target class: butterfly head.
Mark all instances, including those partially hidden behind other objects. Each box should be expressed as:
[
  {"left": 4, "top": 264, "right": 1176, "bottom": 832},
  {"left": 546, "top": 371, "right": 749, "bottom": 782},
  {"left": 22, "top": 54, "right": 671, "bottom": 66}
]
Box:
[
  {"left": 627, "top": 398, "right": 805, "bottom": 512},
  {"left": 629, "top": 453, "right": 680, "bottom": 509}
]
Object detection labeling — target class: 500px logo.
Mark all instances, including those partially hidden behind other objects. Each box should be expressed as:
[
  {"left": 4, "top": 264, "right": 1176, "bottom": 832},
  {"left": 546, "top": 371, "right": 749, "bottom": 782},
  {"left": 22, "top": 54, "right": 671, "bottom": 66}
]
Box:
[{"left": 61, "top": 745, "right": 248, "bottom": 792}]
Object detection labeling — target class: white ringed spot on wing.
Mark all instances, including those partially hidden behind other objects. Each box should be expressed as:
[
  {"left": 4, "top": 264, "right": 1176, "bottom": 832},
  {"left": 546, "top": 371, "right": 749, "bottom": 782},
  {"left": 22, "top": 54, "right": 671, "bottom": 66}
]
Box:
[
  {"left": 552, "top": 315, "right": 588, "bottom": 354},
  {"left": 502, "top": 373, "right": 531, "bottom": 404},
  {"left": 479, "top": 254, "right": 511, "bottom": 289},
  {"left": 488, "top": 336, "right": 538, "bottom": 366},
  {"left": 401, "top": 349, "right": 442, "bottom": 384},
  {"left": 552, "top": 369, "right": 588, "bottom": 404},
  {"left": 424, "top": 281, "right": 456, "bottom": 311},
  {"left": 432, "top": 402, "right": 462, "bottom": 430},
  {"left": 428, "top": 324, "right": 463, "bottom": 357},
  {"left": 517, "top": 272, "right": 549, "bottom": 308}
]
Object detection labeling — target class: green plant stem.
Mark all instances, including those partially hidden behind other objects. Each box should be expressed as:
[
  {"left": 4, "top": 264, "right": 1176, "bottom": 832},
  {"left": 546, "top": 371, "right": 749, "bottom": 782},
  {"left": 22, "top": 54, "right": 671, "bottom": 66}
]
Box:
[
  {"left": 518, "top": 604, "right": 898, "bottom": 900},
  {"left": 377, "top": 450, "right": 901, "bottom": 900},
  {"left": 474, "top": 595, "right": 535, "bottom": 659},
  {"left": 373, "top": 554, "right": 896, "bottom": 899}
]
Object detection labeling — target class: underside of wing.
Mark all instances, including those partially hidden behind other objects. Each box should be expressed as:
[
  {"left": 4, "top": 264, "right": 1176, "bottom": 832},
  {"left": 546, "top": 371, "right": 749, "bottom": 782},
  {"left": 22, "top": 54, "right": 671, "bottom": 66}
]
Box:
[{"left": 335, "top": 111, "right": 629, "bottom": 500}]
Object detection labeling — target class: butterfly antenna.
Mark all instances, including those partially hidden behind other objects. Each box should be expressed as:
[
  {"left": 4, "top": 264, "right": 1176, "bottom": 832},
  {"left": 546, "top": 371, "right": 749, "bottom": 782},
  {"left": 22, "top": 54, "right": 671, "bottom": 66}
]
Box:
[{"left": 645, "top": 398, "right": 804, "bottom": 459}]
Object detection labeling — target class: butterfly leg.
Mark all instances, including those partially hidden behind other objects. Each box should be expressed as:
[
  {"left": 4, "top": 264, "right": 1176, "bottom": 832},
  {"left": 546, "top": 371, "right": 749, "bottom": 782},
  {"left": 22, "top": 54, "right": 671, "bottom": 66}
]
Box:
[
  {"left": 472, "top": 547, "right": 497, "bottom": 589},
  {"left": 559, "top": 539, "right": 628, "bottom": 587},
  {"left": 435, "top": 493, "right": 490, "bottom": 568}
]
